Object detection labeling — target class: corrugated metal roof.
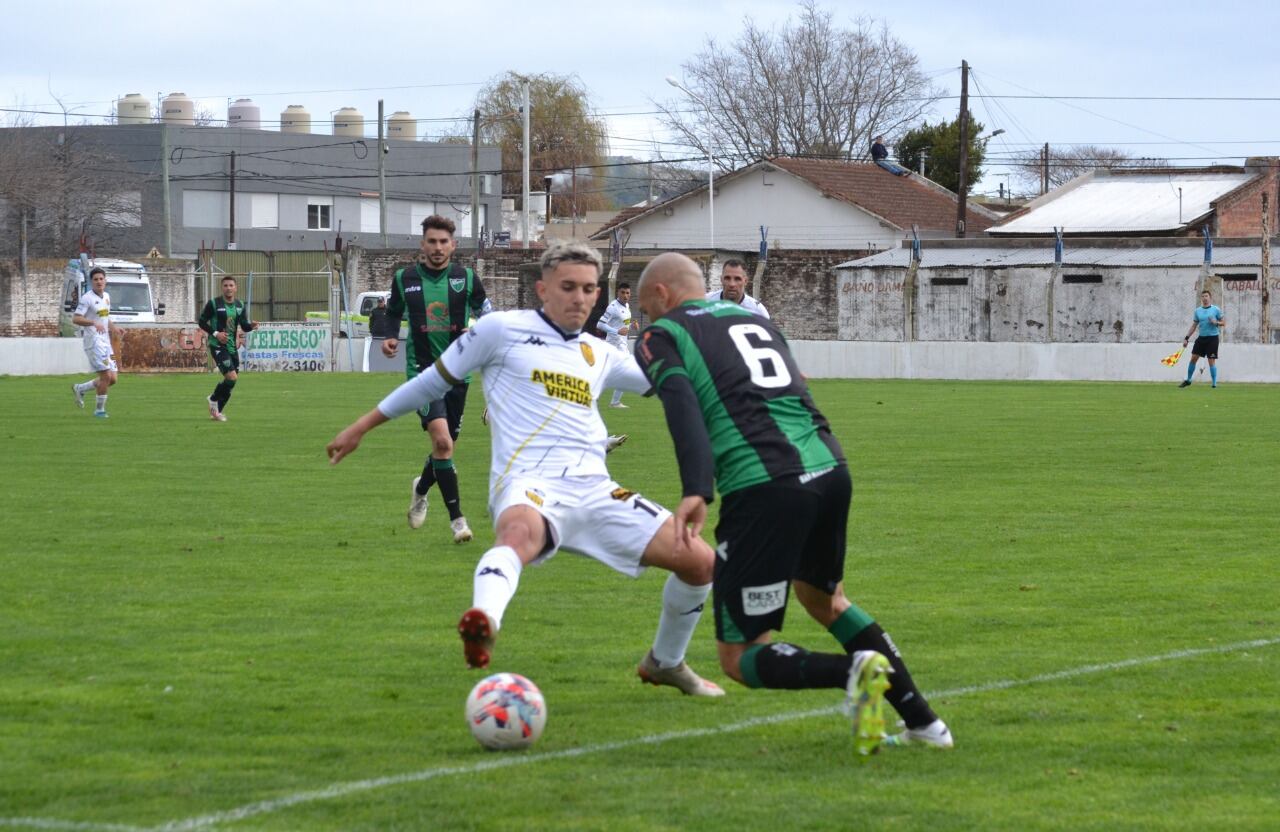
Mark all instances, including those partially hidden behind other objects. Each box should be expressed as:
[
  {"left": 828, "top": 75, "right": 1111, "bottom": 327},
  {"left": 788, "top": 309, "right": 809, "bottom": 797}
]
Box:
[
  {"left": 838, "top": 245, "right": 1278, "bottom": 269},
  {"left": 989, "top": 172, "right": 1255, "bottom": 234}
]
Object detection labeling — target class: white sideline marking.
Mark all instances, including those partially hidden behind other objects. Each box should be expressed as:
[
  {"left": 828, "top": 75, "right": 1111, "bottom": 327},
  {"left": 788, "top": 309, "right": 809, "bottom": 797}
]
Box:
[{"left": 4, "top": 636, "right": 1276, "bottom": 832}]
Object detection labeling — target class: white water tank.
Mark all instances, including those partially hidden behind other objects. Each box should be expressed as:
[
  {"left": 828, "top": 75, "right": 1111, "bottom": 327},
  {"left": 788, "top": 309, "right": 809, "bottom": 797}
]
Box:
[
  {"left": 228, "top": 98, "right": 261, "bottom": 129},
  {"left": 116, "top": 93, "right": 151, "bottom": 124},
  {"left": 161, "top": 92, "right": 195, "bottom": 126},
  {"left": 281, "top": 104, "right": 311, "bottom": 133},
  {"left": 333, "top": 107, "right": 363, "bottom": 137},
  {"left": 387, "top": 111, "right": 415, "bottom": 140}
]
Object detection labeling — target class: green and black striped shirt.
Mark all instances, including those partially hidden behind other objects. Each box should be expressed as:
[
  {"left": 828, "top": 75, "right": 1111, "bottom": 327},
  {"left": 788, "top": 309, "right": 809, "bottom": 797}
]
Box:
[{"left": 636, "top": 299, "right": 843, "bottom": 498}]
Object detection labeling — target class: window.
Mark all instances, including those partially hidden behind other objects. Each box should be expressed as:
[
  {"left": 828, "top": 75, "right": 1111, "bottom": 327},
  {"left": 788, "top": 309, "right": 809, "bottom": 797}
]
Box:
[
  {"left": 1063, "top": 274, "right": 1103, "bottom": 284},
  {"left": 360, "top": 199, "right": 380, "bottom": 233},
  {"left": 101, "top": 191, "right": 142, "bottom": 227},
  {"left": 1218, "top": 273, "right": 1256, "bottom": 282},
  {"left": 307, "top": 196, "right": 333, "bottom": 230},
  {"left": 182, "top": 190, "right": 227, "bottom": 228},
  {"left": 409, "top": 202, "right": 435, "bottom": 234},
  {"left": 930, "top": 277, "right": 969, "bottom": 286},
  {"left": 250, "top": 193, "right": 278, "bottom": 229}
]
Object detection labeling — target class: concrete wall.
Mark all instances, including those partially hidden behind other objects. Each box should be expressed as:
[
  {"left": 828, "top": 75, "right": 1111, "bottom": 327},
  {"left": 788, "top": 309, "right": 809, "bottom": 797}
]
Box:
[
  {"left": 837, "top": 263, "right": 1277, "bottom": 343},
  {"left": 792, "top": 340, "right": 1280, "bottom": 382}
]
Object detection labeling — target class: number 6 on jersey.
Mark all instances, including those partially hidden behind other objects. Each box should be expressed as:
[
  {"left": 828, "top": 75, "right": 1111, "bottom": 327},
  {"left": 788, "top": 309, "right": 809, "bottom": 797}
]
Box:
[{"left": 727, "top": 323, "right": 792, "bottom": 388}]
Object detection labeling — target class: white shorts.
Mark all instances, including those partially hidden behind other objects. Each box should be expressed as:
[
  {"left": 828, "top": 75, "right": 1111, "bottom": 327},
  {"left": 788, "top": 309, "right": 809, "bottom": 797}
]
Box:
[
  {"left": 605, "top": 336, "right": 628, "bottom": 353},
  {"left": 85, "top": 341, "right": 117, "bottom": 373},
  {"left": 489, "top": 474, "right": 672, "bottom": 577}
]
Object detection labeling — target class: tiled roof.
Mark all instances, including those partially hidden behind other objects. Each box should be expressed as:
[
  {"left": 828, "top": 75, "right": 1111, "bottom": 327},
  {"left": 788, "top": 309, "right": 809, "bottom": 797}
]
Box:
[
  {"left": 590, "top": 157, "right": 995, "bottom": 240},
  {"left": 767, "top": 157, "right": 996, "bottom": 233}
]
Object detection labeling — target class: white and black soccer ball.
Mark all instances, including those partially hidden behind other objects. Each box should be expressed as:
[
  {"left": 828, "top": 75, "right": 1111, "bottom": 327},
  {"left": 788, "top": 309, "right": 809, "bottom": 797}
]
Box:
[{"left": 465, "top": 672, "right": 547, "bottom": 751}]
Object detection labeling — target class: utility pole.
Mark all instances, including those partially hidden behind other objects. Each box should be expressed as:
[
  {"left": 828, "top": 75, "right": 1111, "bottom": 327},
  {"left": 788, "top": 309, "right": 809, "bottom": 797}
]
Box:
[
  {"left": 378, "top": 99, "right": 387, "bottom": 248},
  {"left": 648, "top": 161, "right": 655, "bottom": 203},
  {"left": 1042, "top": 142, "right": 1050, "bottom": 195},
  {"left": 1262, "top": 192, "right": 1272, "bottom": 343},
  {"left": 955, "top": 60, "right": 970, "bottom": 238},
  {"left": 521, "top": 80, "right": 531, "bottom": 248},
  {"left": 470, "top": 108, "right": 481, "bottom": 243},
  {"left": 228, "top": 150, "right": 236, "bottom": 248},
  {"left": 918, "top": 150, "right": 927, "bottom": 177},
  {"left": 161, "top": 123, "right": 173, "bottom": 257},
  {"left": 572, "top": 166, "right": 578, "bottom": 239}
]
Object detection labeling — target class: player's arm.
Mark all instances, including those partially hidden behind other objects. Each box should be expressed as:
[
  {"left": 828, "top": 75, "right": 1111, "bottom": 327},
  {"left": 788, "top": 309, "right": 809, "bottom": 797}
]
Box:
[
  {"left": 469, "top": 275, "right": 493, "bottom": 318},
  {"left": 378, "top": 273, "right": 407, "bottom": 343},
  {"left": 598, "top": 306, "right": 620, "bottom": 337},
  {"left": 756, "top": 300, "right": 771, "bottom": 319},
  {"left": 239, "top": 302, "right": 258, "bottom": 333},
  {"left": 197, "top": 299, "right": 215, "bottom": 335},
  {"left": 72, "top": 294, "right": 97, "bottom": 329},
  {"left": 1183, "top": 317, "right": 1198, "bottom": 344},
  {"left": 328, "top": 316, "right": 499, "bottom": 464}
]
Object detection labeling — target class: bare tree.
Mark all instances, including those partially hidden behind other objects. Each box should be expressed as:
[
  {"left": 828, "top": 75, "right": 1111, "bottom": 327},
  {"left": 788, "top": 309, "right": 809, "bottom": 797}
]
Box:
[
  {"left": 656, "top": 1, "right": 942, "bottom": 167},
  {"left": 0, "top": 114, "right": 138, "bottom": 255},
  {"left": 1011, "top": 145, "right": 1171, "bottom": 191}
]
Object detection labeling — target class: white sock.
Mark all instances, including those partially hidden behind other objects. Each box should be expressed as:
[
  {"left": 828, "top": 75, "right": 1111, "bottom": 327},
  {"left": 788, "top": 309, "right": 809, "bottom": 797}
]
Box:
[
  {"left": 95, "top": 394, "right": 108, "bottom": 412},
  {"left": 472, "top": 545, "right": 523, "bottom": 629},
  {"left": 651, "top": 574, "right": 710, "bottom": 668},
  {"left": 610, "top": 390, "right": 624, "bottom": 405},
  {"left": 75, "top": 380, "right": 96, "bottom": 394}
]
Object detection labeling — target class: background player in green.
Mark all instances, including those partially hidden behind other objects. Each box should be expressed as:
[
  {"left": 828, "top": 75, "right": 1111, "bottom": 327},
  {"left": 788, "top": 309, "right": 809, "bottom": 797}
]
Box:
[
  {"left": 377, "top": 214, "right": 491, "bottom": 543},
  {"left": 198, "top": 275, "right": 258, "bottom": 422},
  {"left": 634, "top": 252, "right": 952, "bottom": 757},
  {"left": 1179, "top": 289, "right": 1225, "bottom": 388}
]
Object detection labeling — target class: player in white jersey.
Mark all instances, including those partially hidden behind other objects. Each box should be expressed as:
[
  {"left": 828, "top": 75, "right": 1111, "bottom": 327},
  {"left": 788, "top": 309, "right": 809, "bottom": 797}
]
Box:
[
  {"left": 70, "top": 268, "right": 118, "bottom": 419},
  {"left": 596, "top": 282, "right": 633, "bottom": 408},
  {"left": 328, "top": 242, "right": 724, "bottom": 697},
  {"left": 707, "top": 259, "right": 770, "bottom": 318}
]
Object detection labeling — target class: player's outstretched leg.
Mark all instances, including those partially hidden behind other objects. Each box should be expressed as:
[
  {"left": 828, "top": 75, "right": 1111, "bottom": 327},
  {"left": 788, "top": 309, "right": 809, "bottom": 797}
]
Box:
[
  {"left": 635, "top": 521, "right": 723, "bottom": 697},
  {"left": 459, "top": 509, "right": 538, "bottom": 668}
]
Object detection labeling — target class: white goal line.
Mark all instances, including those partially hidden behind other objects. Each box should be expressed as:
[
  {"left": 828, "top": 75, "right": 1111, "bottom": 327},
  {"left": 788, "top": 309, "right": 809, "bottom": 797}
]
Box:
[{"left": 3, "top": 636, "right": 1276, "bottom": 832}]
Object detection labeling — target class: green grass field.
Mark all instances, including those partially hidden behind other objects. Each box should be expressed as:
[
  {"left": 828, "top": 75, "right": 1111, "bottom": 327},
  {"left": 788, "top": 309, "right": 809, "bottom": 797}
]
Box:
[{"left": 1, "top": 373, "right": 1277, "bottom": 831}]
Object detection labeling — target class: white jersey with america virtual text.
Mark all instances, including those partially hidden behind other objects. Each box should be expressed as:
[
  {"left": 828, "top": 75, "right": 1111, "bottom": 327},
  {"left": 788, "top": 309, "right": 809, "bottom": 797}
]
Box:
[
  {"left": 378, "top": 309, "right": 651, "bottom": 492},
  {"left": 597, "top": 298, "right": 632, "bottom": 349},
  {"left": 705, "top": 289, "right": 770, "bottom": 318},
  {"left": 74, "top": 289, "right": 112, "bottom": 349}
]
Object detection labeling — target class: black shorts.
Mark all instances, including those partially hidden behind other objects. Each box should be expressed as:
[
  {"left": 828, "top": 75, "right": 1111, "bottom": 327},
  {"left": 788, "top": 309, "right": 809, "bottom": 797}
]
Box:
[
  {"left": 713, "top": 465, "right": 852, "bottom": 644},
  {"left": 1192, "top": 336, "right": 1219, "bottom": 359},
  {"left": 209, "top": 344, "right": 240, "bottom": 374},
  {"left": 418, "top": 383, "right": 469, "bottom": 440}
]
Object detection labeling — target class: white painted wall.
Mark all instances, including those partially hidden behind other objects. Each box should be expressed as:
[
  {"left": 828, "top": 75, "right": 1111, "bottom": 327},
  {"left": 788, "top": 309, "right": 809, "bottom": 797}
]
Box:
[
  {"left": 792, "top": 340, "right": 1280, "bottom": 383},
  {"left": 623, "top": 168, "right": 902, "bottom": 251},
  {"left": 0, "top": 338, "right": 88, "bottom": 375}
]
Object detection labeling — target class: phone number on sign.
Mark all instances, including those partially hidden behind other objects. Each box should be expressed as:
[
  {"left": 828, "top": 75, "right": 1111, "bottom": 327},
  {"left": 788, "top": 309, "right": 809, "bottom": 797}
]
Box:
[{"left": 242, "top": 356, "right": 328, "bottom": 372}]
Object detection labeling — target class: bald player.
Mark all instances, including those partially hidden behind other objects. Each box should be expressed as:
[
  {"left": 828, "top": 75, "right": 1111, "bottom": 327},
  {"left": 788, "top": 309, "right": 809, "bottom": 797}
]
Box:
[{"left": 634, "top": 252, "right": 952, "bottom": 755}]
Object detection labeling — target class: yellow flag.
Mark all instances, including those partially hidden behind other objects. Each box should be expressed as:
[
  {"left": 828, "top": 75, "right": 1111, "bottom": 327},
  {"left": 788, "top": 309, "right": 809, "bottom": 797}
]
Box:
[{"left": 1160, "top": 347, "right": 1185, "bottom": 367}]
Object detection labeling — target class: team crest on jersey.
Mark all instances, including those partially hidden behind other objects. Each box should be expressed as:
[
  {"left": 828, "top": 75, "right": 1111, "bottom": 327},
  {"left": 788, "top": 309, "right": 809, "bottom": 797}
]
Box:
[
  {"left": 580, "top": 342, "right": 595, "bottom": 366},
  {"left": 610, "top": 487, "right": 635, "bottom": 501},
  {"left": 449, "top": 277, "right": 466, "bottom": 292},
  {"left": 524, "top": 488, "right": 545, "bottom": 507}
]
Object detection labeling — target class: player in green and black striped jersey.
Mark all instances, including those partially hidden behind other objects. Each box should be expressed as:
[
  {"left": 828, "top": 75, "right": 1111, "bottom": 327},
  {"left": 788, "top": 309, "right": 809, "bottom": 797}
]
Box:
[
  {"left": 635, "top": 252, "right": 953, "bottom": 754},
  {"left": 198, "top": 275, "right": 258, "bottom": 422},
  {"left": 376, "top": 215, "right": 491, "bottom": 543}
]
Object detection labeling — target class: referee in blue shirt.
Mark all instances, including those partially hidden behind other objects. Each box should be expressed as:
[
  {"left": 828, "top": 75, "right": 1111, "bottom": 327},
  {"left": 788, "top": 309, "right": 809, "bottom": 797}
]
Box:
[{"left": 1180, "top": 290, "right": 1225, "bottom": 388}]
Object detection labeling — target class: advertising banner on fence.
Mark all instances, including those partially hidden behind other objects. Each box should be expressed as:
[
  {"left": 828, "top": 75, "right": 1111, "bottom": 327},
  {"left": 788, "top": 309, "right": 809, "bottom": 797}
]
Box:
[{"left": 241, "top": 323, "right": 331, "bottom": 372}]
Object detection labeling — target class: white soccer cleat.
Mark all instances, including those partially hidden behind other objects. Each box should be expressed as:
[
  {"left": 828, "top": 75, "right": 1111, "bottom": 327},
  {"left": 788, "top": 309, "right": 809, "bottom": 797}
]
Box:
[
  {"left": 637, "top": 650, "right": 726, "bottom": 697},
  {"left": 207, "top": 396, "right": 221, "bottom": 421},
  {"left": 451, "top": 516, "right": 474, "bottom": 543},
  {"left": 884, "top": 719, "right": 954, "bottom": 749},
  {"left": 408, "top": 477, "right": 429, "bottom": 529},
  {"left": 606, "top": 434, "right": 629, "bottom": 454},
  {"left": 608, "top": 402, "right": 629, "bottom": 409},
  {"left": 846, "top": 650, "right": 893, "bottom": 759},
  {"left": 73, "top": 384, "right": 85, "bottom": 409},
  {"left": 214, "top": 410, "right": 227, "bottom": 422}
]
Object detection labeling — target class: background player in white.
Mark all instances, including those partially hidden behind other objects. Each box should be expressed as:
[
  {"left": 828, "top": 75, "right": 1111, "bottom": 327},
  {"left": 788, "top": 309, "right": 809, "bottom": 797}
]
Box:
[
  {"left": 706, "top": 259, "right": 769, "bottom": 318},
  {"left": 597, "top": 281, "right": 633, "bottom": 408},
  {"left": 327, "top": 242, "right": 724, "bottom": 696},
  {"left": 70, "top": 267, "right": 117, "bottom": 419}
]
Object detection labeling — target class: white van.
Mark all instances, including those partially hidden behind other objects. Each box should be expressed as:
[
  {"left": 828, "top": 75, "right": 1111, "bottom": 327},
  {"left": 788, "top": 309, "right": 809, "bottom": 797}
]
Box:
[{"left": 60, "top": 256, "right": 165, "bottom": 335}]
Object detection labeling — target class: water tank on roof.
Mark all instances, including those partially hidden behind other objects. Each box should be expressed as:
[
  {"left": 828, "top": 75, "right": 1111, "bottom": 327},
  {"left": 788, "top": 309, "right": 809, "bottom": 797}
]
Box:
[
  {"left": 228, "top": 98, "right": 261, "bottom": 129},
  {"left": 281, "top": 104, "right": 311, "bottom": 133},
  {"left": 333, "top": 107, "right": 363, "bottom": 137},
  {"left": 116, "top": 93, "right": 151, "bottom": 124},
  {"left": 387, "top": 111, "right": 415, "bottom": 140},
  {"left": 161, "top": 93, "right": 194, "bottom": 126}
]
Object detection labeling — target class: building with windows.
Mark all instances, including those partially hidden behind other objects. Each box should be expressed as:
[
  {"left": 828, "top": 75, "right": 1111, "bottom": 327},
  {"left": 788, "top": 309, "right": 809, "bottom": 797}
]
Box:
[{"left": 0, "top": 122, "right": 501, "bottom": 256}]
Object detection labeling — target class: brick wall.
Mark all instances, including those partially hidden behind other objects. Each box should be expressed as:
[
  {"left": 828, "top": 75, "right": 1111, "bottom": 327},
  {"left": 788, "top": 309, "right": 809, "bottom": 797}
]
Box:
[{"left": 1215, "top": 161, "right": 1280, "bottom": 237}]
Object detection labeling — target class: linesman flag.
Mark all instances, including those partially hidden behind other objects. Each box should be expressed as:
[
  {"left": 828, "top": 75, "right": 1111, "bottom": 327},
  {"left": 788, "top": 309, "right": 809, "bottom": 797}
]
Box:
[{"left": 1160, "top": 347, "right": 1185, "bottom": 366}]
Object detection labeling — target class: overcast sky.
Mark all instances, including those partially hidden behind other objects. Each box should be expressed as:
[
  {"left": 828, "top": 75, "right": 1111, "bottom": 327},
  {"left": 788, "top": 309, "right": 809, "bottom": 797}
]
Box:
[{"left": 5, "top": 0, "right": 1279, "bottom": 196}]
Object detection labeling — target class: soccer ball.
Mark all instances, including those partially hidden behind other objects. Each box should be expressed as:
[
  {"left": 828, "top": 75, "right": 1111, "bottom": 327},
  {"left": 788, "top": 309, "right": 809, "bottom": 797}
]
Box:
[{"left": 465, "top": 673, "right": 547, "bottom": 751}]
